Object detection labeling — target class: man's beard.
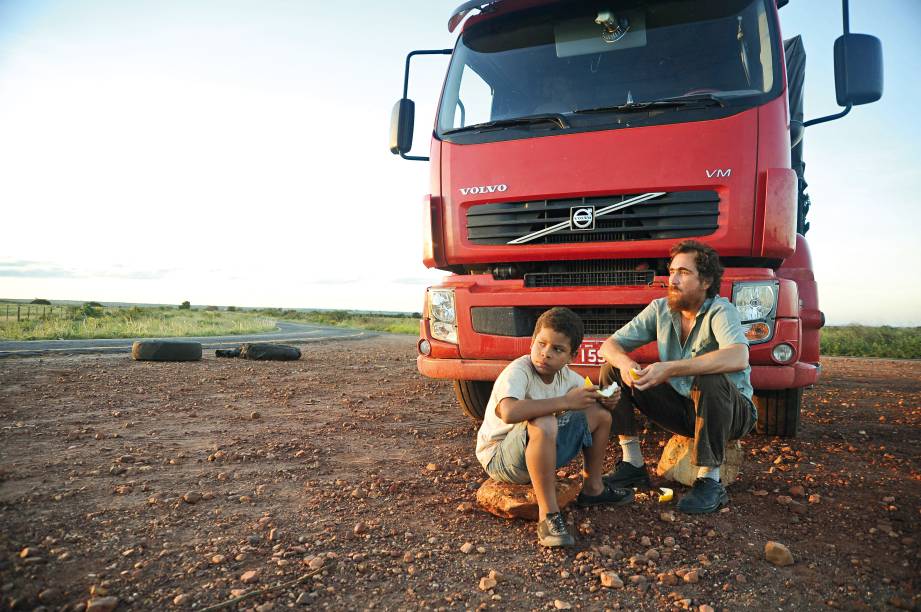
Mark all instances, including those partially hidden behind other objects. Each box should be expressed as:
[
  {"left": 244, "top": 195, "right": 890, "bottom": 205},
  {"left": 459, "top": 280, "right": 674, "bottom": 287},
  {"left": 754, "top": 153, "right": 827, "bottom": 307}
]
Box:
[{"left": 667, "top": 288, "right": 697, "bottom": 312}]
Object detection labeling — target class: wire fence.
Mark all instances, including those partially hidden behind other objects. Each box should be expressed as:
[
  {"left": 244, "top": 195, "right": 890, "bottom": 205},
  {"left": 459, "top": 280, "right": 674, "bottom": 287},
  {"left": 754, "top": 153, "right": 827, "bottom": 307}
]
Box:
[{"left": 1, "top": 304, "right": 73, "bottom": 323}]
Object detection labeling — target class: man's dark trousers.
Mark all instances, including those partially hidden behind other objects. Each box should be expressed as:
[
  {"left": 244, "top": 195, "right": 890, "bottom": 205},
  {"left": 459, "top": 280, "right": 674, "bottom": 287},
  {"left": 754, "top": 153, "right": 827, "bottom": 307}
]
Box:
[{"left": 599, "top": 364, "right": 756, "bottom": 467}]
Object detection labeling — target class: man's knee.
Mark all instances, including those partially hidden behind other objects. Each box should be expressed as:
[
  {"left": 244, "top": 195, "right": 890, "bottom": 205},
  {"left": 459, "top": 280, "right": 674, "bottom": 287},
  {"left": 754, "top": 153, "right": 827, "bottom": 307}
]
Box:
[
  {"left": 527, "top": 415, "right": 558, "bottom": 440},
  {"left": 694, "top": 373, "right": 729, "bottom": 393}
]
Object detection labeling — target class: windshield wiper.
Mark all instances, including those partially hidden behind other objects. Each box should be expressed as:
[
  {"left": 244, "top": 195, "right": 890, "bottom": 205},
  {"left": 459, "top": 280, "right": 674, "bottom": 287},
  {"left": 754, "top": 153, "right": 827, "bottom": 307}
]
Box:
[
  {"left": 571, "top": 93, "right": 726, "bottom": 116},
  {"left": 442, "top": 113, "right": 570, "bottom": 135}
]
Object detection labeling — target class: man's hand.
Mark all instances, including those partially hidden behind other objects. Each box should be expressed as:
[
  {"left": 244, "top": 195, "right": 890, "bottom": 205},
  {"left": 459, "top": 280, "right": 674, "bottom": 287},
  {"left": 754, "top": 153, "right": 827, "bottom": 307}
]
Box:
[
  {"left": 565, "top": 386, "right": 602, "bottom": 411},
  {"left": 618, "top": 360, "right": 643, "bottom": 389},
  {"left": 632, "top": 362, "right": 673, "bottom": 391}
]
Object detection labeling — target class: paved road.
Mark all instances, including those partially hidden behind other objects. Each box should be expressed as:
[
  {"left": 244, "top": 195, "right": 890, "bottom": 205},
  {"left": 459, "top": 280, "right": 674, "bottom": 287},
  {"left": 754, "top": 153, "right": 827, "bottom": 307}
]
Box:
[{"left": 0, "top": 321, "right": 375, "bottom": 358}]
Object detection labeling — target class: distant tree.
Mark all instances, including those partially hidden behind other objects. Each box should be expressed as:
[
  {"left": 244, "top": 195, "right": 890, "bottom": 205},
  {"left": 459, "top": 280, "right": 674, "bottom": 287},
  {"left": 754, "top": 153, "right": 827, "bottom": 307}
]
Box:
[
  {"left": 179, "top": 301, "right": 191, "bottom": 310},
  {"left": 87, "top": 301, "right": 103, "bottom": 308},
  {"left": 31, "top": 298, "right": 52, "bottom": 305},
  {"left": 227, "top": 306, "right": 237, "bottom": 312},
  {"left": 81, "top": 302, "right": 102, "bottom": 317},
  {"left": 205, "top": 305, "right": 219, "bottom": 311},
  {"left": 412, "top": 312, "right": 422, "bottom": 318}
]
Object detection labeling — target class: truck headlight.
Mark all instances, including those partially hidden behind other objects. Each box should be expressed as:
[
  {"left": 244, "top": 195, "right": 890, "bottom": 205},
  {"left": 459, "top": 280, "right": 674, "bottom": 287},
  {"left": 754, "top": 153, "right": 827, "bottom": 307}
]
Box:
[
  {"left": 732, "top": 282, "right": 777, "bottom": 322},
  {"left": 428, "top": 289, "right": 457, "bottom": 344}
]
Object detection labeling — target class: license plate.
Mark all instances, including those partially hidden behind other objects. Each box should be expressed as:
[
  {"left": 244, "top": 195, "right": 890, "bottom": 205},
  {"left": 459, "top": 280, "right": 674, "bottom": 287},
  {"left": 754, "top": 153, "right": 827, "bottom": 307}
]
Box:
[{"left": 573, "top": 338, "right": 606, "bottom": 366}]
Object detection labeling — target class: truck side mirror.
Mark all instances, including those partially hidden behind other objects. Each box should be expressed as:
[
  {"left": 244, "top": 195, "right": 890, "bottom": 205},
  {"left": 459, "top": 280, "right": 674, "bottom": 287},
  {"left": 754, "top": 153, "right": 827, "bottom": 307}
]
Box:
[
  {"left": 389, "top": 98, "right": 416, "bottom": 155},
  {"left": 834, "top": 33, "right": 883, "bottom": 106}
]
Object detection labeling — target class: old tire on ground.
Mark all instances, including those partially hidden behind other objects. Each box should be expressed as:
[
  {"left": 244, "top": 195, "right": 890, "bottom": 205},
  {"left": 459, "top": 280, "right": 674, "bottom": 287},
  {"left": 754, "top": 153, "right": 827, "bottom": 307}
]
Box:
[
  {"left": 453, "top": 379, "right": 492, "bottom": 421},
  {"left": 239, "top": 343, "right": 301, "bottom": 361},
  {"left": 753, "top": 387, "right": 802, "bottom": 437},
  {"left": 131, "top": 340, "right": 202, "bottom": 362}
]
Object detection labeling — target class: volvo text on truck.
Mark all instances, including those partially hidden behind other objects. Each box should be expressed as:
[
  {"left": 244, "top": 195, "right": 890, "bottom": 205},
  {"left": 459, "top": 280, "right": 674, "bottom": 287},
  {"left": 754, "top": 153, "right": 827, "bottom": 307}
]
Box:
[{"left": 390, "top": 0, "right": 882, "bottom": 436}]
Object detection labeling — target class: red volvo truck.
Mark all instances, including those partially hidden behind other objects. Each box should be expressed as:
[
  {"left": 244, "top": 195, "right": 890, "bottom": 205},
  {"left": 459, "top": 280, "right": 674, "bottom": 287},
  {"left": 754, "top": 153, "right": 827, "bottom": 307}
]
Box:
[{"left": 390, "top": 0, "right": 882, "bottom": 436}]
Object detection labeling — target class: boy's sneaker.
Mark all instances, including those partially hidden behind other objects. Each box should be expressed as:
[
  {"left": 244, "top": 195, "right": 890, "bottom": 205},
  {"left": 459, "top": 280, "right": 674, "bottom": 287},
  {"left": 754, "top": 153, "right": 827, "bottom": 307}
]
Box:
[
  {"left": 537, "top": 512, "right": 574, "bottom": 548},
  {"left": 677, "top": 478, "right": 729, "bottom": 514},
  {"left": 576, "top": 482, "right": 634, "bottom": 507},
  {"left": 602, "top": 461, "right": 653, "bottom": 489}
]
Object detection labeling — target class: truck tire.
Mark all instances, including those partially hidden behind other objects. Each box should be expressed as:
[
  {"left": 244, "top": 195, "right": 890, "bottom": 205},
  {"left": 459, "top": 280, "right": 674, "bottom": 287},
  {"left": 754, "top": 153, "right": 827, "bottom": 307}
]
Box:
[
  {"left": 453, "top": 380, "right": 493, "bottom": 422},
  {"left": 753, "top": 388, "right": 802, "bottom": 437},
  {"left": 131, "top": 340, "right": 202, "bottom": 362}
]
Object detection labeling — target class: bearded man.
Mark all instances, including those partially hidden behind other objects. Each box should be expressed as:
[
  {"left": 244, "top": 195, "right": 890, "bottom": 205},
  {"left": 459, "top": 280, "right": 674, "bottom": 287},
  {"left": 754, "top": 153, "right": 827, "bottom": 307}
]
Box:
[{"left": 598, "top": 240, "right": 757, "bottom": 514}]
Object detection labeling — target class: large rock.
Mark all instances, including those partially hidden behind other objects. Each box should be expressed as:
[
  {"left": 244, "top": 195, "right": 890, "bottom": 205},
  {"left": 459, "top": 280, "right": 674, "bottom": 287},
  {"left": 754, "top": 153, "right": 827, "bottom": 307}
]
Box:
[
  {"left": 476, "top": 478, "right": 582, "bottom": 520},
  {"left": 656, "top": 435, "right": 743, "bottom": 487},
  {"left": 764, "top": 541, "right": 794, "bottom": 566}
]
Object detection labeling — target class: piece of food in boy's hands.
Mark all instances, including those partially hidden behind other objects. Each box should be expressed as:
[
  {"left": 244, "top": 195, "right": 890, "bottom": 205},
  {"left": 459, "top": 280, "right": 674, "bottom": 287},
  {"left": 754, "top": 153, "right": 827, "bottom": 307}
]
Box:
[
  {"left": 657, "top": 487, "right": 673, "bottom": 503},
  {"left": 596, "top": 382, "right": 619, "bottom": 398},
  {"left": 629, "top": 367, "right": 642, "bottom": 381},
  {"left": 584, "top": 376, "right": 594, "bottom": 388}
]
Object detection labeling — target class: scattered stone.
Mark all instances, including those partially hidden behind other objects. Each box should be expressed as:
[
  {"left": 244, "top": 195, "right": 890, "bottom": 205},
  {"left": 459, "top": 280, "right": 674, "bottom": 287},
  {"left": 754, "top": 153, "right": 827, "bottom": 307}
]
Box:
[
  {"left": 240, "top": 570, "right": 259, "bottom": 584},
  {"left": 640, "top": 536, "right": 652, "bottom": 547},
  {"left": 683, "top": 570, "right": 700, "bottom": 584},
  {"left": 753, "top": 489, "right": 769, "bottom": 496},
  {"left": 210, "top": 554, "right": 225, "bottom": 564},
  {"left": 789, "top": 485, "right": 805, "bottom": 497},
  {"left": 808, "top": 494, "right": 822, "bottom": 504},
  {"left": 476, "top": 478, "right": 581, "bottom": 520},
  {"left": 776, "top": 495, "right": 792, "bottom": 505},
  {"left": 308, "top": 556, "right": 325, "bottom": 570},
  {"left": 600, "top": 571, "right": 624, "bottom": 589},
  {"left": 487, "top": 569, "right": 504, "bottom": 583},
  {"left": 660, "top": 511, "right": 676, "bottom": 522},
  {"left": 353, "top": 522, "right": 367, "bottom": 535},
  {"left": 173, "top": 594, "right": 190, "bottom": 606},
  {"left": 426, "top": 463, "right": 439, "bottom": 471},
  {"left": 86, "top": 597, "right": 119, "bottom": 612},
  {"left": 764, "top": 541, "right": 794, "bottom": 566},
  {"left": 663, "top": 536, "right": 676, "bottom": 546},
  {"left": 460, "top": 542, "right": 474, "bottom": 554},
  {"left": 658, "top": 572, "right": 679, "bottom": 586},
  {"left": 18, "top": 547, "right": 36, "bottom": 558},
  {"left": 182, "top": 492, "right": 201, "bottom": 504},
  {"left": 37, "top": 589, "right": 60, "bottom": 603},
  {"left": 250, "top": 411, "right": 261, "bottom": 420},
  {"left": 554, "top": 600, "right": 572, "bottom": 610},
  {"left": 699, "top": 606, "right": 715, "bottom": 612},
  {"left": 479, "top": 576, "right": 497, "bottom": 591},
  {"left": 657, "top": 435, "right": 742, "bottom": 486}
]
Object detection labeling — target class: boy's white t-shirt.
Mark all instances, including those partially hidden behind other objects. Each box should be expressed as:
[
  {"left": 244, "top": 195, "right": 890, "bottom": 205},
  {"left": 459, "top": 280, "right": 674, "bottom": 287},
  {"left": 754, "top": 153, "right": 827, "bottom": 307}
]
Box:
[{"left": 475, "top": 355, "right": 585, "bottom": 470}]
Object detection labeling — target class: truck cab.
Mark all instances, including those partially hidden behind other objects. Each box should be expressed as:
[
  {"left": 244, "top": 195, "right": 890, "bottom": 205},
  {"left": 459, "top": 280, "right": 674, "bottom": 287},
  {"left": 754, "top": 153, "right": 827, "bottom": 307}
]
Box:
[{"left": 391, "top": 0, "right": 882, "bottom": 436}]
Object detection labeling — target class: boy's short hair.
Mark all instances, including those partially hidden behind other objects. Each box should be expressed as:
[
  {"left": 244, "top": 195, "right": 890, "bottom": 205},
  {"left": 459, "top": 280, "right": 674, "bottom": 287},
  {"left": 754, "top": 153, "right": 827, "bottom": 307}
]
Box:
[{"left": 533, "top": 307, "right": 584, "bottom": 354}]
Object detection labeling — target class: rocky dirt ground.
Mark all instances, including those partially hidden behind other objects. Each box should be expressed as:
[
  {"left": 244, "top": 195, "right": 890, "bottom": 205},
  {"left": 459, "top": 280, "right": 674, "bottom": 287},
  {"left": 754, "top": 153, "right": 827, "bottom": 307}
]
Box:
[{"left": 0, "top": 335, "right": 919, "bottom": 611}]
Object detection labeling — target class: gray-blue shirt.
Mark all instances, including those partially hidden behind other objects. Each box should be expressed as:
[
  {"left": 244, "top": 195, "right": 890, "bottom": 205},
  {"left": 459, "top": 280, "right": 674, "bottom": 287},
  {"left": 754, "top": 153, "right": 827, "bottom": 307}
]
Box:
[{"left": 612, "top": 295, "right": 753, "bottom": 400}]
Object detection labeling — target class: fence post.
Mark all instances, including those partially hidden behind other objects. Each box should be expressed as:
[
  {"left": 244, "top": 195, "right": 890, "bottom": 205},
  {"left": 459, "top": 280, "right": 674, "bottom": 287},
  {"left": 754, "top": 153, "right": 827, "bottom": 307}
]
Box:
[{"left": 17, "top": 305, "right": 21, "bottom": 322}]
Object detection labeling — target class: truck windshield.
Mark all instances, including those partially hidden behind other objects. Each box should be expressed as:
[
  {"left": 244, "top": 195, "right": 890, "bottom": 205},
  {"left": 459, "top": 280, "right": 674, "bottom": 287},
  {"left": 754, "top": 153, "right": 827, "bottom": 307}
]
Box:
[{"left": 437, "top": 0, "right": 778, "bottom": 138}]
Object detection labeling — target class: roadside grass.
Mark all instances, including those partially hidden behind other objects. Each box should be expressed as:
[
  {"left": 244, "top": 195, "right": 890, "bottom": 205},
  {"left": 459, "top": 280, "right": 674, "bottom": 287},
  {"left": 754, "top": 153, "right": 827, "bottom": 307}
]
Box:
[
  {"left": 0, "top": 303, "right": 276, "bottom": 341},
  {"left": 255, "top": 309, "right": 419, "bottom": 335},
  {"left": 821, "top": 325, "right": 921, "bottom": 360}
]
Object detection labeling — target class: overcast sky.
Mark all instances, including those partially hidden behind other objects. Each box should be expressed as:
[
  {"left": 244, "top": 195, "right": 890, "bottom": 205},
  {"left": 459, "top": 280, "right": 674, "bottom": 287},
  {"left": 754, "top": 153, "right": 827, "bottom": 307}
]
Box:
[{"left": 0, "top": 1, "right": 918, "bottom": 324}]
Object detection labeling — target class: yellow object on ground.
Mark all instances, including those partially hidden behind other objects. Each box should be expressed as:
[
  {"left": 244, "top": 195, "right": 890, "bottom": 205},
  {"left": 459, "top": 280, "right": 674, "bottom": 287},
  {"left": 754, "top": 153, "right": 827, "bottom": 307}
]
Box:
[{"left": 658, "top": 487, "right": 674, "bottom": 503}]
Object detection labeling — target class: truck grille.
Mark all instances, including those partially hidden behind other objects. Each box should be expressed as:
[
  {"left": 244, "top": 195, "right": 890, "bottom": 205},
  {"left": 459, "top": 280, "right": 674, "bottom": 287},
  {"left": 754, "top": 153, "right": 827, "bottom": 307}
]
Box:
[
  {"left": 523, "top": 259, "right": 654, "bottom": 288},
  {"left": 471, "top": 306, "right": 644, "bottom": 337},
  {"left": 466, "top": 190, "right": 719, "bottom": 245}
]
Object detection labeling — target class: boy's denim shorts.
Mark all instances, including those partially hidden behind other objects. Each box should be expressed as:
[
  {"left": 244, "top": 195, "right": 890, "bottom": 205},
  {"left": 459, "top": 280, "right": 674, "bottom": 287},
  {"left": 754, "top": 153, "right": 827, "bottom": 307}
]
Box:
[{"left": 485, "top": 411, "right": 592, "bottom": 485}]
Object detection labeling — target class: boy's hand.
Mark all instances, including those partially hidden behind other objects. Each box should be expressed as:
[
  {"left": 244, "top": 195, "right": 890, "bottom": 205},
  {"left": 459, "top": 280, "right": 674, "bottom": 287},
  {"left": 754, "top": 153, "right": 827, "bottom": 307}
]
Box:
[
  {"left": 596, "top": 389, "right": 620, "bottom": 410},
  {"left": 565, "top": 386, "right": 601, "bottom": 411}
]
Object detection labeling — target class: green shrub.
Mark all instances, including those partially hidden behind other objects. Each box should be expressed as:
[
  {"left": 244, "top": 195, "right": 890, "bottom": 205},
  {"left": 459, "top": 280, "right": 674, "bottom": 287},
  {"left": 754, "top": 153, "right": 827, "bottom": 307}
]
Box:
[
  {"left": 31, "top": 298, "right": 51, "bottom": 305},
  {"left": 179, "top": 301, "right": 191, "bottom": 310},
  {"left": 821, "top": 326, "right": 921, "bottom": 359}
]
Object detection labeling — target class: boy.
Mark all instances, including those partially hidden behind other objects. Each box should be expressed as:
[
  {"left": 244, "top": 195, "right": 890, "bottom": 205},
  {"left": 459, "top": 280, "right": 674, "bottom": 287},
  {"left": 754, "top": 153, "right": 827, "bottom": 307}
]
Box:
[{"left": 475, "top": 307, "right": 633, "bottom": 548}]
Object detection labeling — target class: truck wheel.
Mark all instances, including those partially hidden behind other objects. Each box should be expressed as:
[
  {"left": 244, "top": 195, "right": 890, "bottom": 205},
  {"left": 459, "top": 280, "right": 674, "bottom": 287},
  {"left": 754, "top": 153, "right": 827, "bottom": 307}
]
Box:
[
  {"left": 453, "top": 380, "right": 492, "bottom": 422},
  {"left": 131, "top": 340, "right": 202, "bottom": 362},
  {"left": 753, "top": 388, "right": 802, "bottom": 437}
]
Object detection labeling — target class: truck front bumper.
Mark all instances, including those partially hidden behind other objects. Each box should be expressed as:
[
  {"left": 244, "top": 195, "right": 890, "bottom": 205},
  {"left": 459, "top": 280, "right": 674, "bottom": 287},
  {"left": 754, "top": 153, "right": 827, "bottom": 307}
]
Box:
[{"left": 417, "top": 354, "right": 819, "bottom": 390}]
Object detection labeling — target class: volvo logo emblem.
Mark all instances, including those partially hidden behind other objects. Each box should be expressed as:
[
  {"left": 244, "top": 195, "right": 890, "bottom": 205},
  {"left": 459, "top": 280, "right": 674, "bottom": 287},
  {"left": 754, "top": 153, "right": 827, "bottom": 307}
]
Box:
[{"left": 570, "top": 206, "right": 595, "bottom": 230}]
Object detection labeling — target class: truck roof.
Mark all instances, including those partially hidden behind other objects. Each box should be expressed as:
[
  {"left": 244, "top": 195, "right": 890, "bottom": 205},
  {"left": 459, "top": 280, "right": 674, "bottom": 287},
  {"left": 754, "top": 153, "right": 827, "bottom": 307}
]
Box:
[{"left": 449, "top": 0, "right": 789, "bottom": 33}]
